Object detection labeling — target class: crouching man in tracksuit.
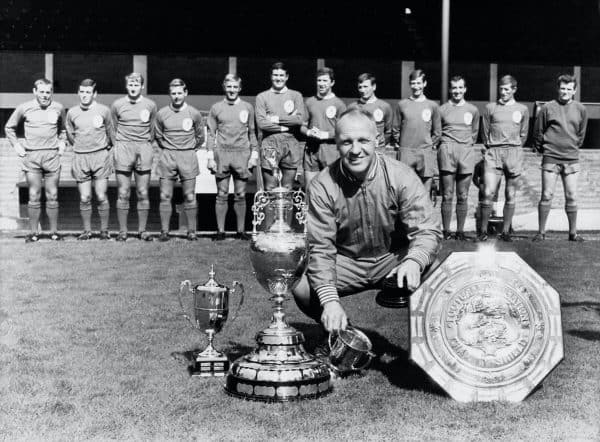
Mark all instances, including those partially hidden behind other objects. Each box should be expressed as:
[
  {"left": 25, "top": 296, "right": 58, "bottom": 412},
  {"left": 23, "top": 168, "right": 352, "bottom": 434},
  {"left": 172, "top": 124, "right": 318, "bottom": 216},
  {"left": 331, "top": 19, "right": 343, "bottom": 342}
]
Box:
[{"left": 292, "top": 109, "right": 442, "bottom": 339}]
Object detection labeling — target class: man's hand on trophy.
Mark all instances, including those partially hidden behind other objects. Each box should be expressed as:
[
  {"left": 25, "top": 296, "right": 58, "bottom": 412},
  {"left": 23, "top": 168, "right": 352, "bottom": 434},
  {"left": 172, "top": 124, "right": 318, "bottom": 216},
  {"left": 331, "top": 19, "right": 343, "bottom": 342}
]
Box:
[
  {"left": 321, "top": 300, "right": 348, "bottom": 333},
  {"left": 387, "top": 259, "right": 421, "bottom": 292}
]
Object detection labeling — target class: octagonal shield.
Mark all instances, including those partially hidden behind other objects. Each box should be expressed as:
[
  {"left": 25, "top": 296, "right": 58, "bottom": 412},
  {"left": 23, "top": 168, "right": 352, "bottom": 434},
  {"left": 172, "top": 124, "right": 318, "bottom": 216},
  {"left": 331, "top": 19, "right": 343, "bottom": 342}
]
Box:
[{"left": 410, "top": 250, "right": 564, "bottom": 402}]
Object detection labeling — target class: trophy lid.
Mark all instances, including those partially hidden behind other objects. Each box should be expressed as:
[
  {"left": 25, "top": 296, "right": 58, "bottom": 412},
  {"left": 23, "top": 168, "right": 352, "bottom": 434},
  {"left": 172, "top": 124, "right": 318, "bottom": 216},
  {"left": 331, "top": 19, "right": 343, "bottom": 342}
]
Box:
[{"left": 196, "top": 265, "right": 227, "bottom": 292}]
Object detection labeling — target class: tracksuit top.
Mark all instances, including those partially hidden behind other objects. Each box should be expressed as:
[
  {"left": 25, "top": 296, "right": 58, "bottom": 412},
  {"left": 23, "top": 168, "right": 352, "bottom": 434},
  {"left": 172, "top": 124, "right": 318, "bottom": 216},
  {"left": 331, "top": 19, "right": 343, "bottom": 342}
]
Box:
[
  {"left": 533, "top": 100, "right": 588, "bottom": 163},
  {"left": 307, "top": 154, "right": 442, "bottom": 305},
  {"left": 303, "top": 94, "right": 347, "bottom": 143},
  {"left": 66, "top": 101, "right": 114, "bottom": 153},
  {"left": 154, "top": 103, "right": 204, "bottom": 151},
  {"left": 393, "top": 98, "right": 441, "bottom": 149},
  {"left": 255, "top": 87, "right": 304, "bottom": 139},
  {"left": 347, "top": 98, "right": 392, "bottom": 147},
  {"left": 5, "top": 100, "right": 66, "bottom": 150},
  {"left": 482, "top": 101, "right": 529, "bottom": 148},
  {"left": 206, "top": 98, "right": 258, "bottom": 152},
  {"left": 439, "top": 101, "right": 480, "bottom": 146},
  {"left": 111, "top": 96, "right": 157, "bottom": 143}
]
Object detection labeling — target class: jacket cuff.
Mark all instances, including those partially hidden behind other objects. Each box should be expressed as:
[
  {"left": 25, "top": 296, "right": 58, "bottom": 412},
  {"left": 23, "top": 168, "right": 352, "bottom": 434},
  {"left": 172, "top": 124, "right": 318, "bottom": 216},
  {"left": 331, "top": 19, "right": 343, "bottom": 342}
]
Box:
[
  {"left": 401, "top": 251, "right": 430, "bottom": 272},
  {"left": 316, "top": 285, "right": 339, "bottom": 306}
]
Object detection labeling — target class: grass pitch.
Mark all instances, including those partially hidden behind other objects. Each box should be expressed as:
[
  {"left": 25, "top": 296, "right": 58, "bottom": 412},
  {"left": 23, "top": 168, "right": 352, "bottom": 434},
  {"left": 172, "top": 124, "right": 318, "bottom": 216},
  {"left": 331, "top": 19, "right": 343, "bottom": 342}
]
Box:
[{"left": 0, "top": 235, "right": 599, "bottom": 441}]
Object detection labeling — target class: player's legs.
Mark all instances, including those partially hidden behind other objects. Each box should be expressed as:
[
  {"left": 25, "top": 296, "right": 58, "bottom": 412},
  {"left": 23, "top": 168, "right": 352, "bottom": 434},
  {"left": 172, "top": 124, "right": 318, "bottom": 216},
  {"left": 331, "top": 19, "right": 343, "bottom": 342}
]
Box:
[
  {"left": 479, "top": 170, "right": 499, "bottom": 239},
  {"left": 440, "top": 171, "right": 456, "bottom": 237},
  {"left": 537, "top": 168, "right": 558, "bottom": 235},
  {"left": 502, "top": 174, "right": 518, "bottom": 235},
  {"left": 562, "top": 170, "right": 580, "bottom": 238},
  {"left": 26, "top": 172, "right": 43, "bottom": 234},
  {"left": 159, "top": 177, "right": 174, "bottom": 234},
  {"left": 77, "top": 180, "right": 93, "bottom": 234},
  {"left": 215, "top": 176, "right": 230, "bottom": 238},
  {"left": 134, "top": 170, "right": 151, "bottom": 237},
  {"left": 233, "top": 177, "right": 248, "bottom": 237},
  {"left": 116, "top": 171, "right": 132, "bottom": 236},
  {"left": 94, "top": 177, "right": 110, "bottom": 234},
  {"left": 181, "top": 177, "right": 198, "bottom": 238},
  {"left": 455, "top": 173, "right": 471, "bottom": 236},
  {"left": 44, "top": 172, "right": 60, "bottom": 235}
]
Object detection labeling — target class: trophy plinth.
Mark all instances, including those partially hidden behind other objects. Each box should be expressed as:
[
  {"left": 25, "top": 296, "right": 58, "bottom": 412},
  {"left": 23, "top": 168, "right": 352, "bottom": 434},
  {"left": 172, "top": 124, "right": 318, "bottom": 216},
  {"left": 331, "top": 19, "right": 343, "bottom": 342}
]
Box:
[
  {"left": 225, "top": 181, "right": 332, "bottom": 401},
  {"left": 191, "top": 336, "right": 230, "bottom": 377}
]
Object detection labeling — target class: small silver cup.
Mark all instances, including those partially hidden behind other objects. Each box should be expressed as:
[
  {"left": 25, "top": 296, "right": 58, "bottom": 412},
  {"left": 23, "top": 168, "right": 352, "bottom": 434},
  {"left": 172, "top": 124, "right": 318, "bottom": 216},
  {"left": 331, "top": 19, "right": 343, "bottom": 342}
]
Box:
[{"left": 328, "top": 326, "right": 376, "bottom": 376}]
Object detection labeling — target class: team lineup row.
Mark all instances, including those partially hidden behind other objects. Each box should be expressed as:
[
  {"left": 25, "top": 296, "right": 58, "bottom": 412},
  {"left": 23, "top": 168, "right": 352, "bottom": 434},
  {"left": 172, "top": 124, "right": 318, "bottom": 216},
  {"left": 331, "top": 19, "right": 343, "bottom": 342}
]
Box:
[{"left": 4, "top": 62, "right": 587, "bottom": 243}]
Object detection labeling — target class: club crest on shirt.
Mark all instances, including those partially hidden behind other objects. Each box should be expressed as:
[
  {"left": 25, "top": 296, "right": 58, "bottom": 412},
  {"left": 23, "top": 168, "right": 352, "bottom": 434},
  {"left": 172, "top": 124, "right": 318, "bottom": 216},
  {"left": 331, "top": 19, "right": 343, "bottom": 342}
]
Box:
[
  {"left": 182, "top": 117, "right": 193, "bottom": 131},
  {"left": 284, "top": 100, "right": 295, "bottom": 114},
  {"left": 47, "top": 110, "right": 58, "bottom": 124},
  {"left": 463, "top": 112, "right": 473, "bottom": 125},
  {"left": 92, "top": 115, "right": 104, "bottom": 129},
  {"left": 512, "top": 110, "right": 522, "bottom": 123},
  {"left": 373, "top": 108, "right": 384, "bottom": 122},
  {"left": 140, "top": 109, "right": 150, "bottom": 123},
  {"left": 325, "top": 105, "right": 337, "bottom": 119},
  {"left": 239, "top": 109, "right": 249, "bottom": 123},
  {"left": 422, "top": 108, "right": 432, "bottom": 122}
]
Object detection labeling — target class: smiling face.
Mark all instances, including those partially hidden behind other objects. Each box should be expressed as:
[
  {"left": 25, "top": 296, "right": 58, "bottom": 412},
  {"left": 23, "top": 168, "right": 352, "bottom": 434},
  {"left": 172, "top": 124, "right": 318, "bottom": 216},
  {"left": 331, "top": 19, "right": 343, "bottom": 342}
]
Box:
[
  {"left": 410, "top": 76, "right": 426, "bottom": 98},
  {"left": 271, "top": 68, "right": 288, "bottom": 91},
  {"left": 169, "top": 85, "right": 187, "bottom": 108},
  {"left": 224, "top": 80, "right": 241, "bottom": 101},
  {"left": 499, "top": 83, "right": 516, "bottom": 103},
  {"left": 336, "top": 112, "right": 378, "bottom": 180},
  {"left": 557, "top": 81, "right": 576, "bottom": 104},
  {"left": 316, "top": 74, "right": 334, "bottom": 98},
  {"left": 450, "top": 79, "right": 466, "bottom": 103},
  {"left": 34, "top": 83, "right": 53, "bottom": 108},
  {"left": 78, "top": 85, "right": 96, "bottom": 108}
]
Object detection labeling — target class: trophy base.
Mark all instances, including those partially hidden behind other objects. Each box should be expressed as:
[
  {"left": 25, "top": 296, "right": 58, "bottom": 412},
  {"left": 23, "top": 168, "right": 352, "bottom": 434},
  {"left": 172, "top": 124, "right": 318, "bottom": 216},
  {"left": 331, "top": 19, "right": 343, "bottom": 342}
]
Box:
[
  {"left": 191, "top": 352, "right": 230, "bottom": 377},
  {"left": 225, "top": 325, "right": 332, "bottom": 402},
  {"left": 375, "top": 278, "right": 411, "bottom": 309}
]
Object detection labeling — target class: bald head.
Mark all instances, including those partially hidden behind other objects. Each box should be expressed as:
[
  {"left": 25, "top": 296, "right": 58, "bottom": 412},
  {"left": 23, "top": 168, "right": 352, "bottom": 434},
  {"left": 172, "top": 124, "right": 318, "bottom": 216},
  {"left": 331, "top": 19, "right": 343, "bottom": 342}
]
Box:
[{"left": 335, "top": 108, "right": 378, "bottom": 141}]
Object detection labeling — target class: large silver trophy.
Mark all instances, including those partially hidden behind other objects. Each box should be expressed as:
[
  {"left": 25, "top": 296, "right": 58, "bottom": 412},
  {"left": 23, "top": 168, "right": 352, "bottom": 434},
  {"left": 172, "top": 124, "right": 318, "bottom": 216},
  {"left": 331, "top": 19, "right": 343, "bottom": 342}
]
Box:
[
  {"left": 225, "top": 156, "right": 332, "bottom": 401},
  {"left": 179, "top": 266, "right": 244, "bottom": 376}
]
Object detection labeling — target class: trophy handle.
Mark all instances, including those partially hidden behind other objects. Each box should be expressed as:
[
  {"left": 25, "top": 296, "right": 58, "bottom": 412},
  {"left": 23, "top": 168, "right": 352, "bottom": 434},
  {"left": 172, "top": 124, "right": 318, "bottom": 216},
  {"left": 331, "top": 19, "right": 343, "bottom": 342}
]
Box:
[
  {"left": 178, "top": 280, "right": 197, "bottom": 329},
  {"left": 229, "top": 281, "right": 245, "bottom": 322},
  {"left": 351, "top": 350, "right": 376, "bottom": 371}
]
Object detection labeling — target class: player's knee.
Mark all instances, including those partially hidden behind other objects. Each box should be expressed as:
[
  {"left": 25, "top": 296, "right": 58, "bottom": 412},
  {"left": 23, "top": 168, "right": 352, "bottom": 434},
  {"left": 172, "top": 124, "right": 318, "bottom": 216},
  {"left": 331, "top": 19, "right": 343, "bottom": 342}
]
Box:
[
  {"left": 45, "top": 190, "right": 59, "bottom": 202},
  {"left": 160, "top": 191, "right": 172, "bottom": 202},
  {"left": 541, "top": 190, "right": 553, "bottom": 202},
  {"left": 136, "top": 189, "right": 149, "bottom": 201},
  {"left": 234, "top": 191, "right": 246, "bottom": 201},
  {"left": 28, "top": 190, "right": 42, "bottom": 202},
  {"left": 456, "top": 192, "right": 469, "bottom": 205},
  {"left": 183, "top": 192, "right": 196, "bottom": 204},
  {"left": 565, "top": 193, "right": 577, "bottom": 206},
  {"left": 441, "top": 188, "right": 454, "bottom": 202},
  {"left": 216, "top": 190, "right": 229, "bottom": 203}
]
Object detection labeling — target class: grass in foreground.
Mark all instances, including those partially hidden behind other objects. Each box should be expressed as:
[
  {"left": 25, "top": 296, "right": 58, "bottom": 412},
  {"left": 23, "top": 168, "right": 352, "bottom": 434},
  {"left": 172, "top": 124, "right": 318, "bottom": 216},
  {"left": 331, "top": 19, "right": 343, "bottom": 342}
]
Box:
[{"left": 0, "top": 236, "right": 599, "bottom": 441}]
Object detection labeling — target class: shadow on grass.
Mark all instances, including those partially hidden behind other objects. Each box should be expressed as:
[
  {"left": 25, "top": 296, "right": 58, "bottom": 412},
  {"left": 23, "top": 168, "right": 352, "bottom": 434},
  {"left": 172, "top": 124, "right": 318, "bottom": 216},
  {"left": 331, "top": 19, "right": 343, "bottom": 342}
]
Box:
[
  {"left": 567, "top": 330, "right": 600, "bottom": 342},
  {"left": 561, "top": 301, "right": 600, "bottom": 315},
  {"left": 291, "top": 321, "right": 446, "bottom": 397}
]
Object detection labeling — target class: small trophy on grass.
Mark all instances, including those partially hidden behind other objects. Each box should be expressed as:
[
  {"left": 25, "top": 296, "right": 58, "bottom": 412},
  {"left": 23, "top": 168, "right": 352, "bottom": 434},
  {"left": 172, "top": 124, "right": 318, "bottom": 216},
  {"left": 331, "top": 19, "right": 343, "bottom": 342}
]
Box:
[{"left": 178, "top": 266, "right": 244, "bottom": 376}]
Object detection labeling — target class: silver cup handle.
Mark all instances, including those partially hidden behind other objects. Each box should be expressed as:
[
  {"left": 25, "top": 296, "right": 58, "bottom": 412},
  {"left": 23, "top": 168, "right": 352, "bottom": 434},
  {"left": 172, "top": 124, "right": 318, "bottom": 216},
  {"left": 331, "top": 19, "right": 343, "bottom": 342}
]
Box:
[
  {"left": 229, "top": 281, "right": 245, "bottom": 323},
  {"left": 177, "top": 280, "right": 197, "bottom": 329}
]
